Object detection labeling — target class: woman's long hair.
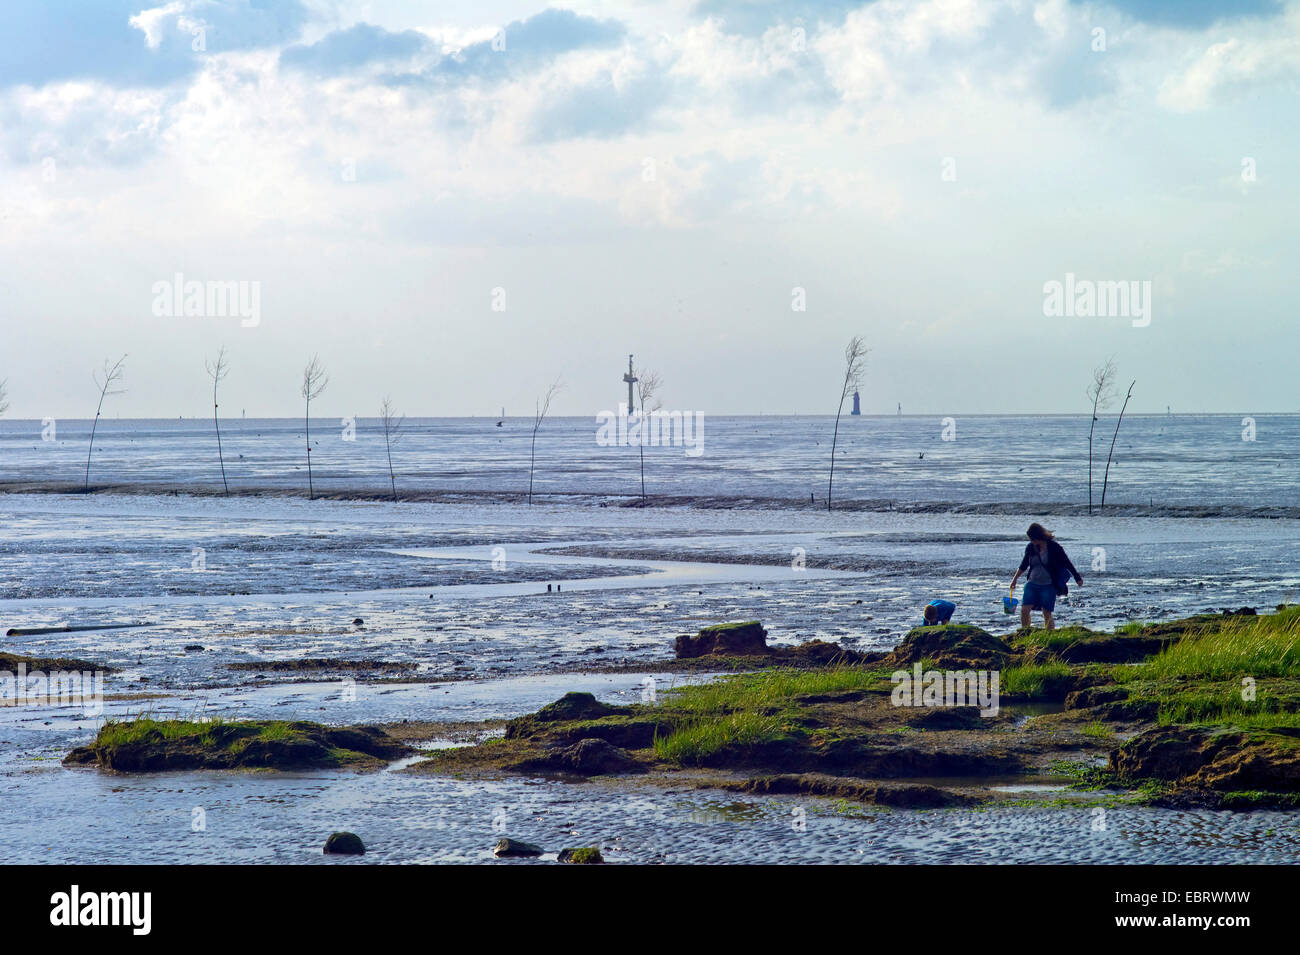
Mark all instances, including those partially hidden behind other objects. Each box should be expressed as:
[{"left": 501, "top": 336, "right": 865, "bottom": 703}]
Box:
[{"left": 1027, "top": 522, "right": 1054, "bottom": 541}]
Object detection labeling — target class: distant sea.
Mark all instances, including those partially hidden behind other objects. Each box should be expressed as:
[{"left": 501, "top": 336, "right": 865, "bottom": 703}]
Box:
[{"left": 1, "top": 414, "right": 1296, "bottom": 515}]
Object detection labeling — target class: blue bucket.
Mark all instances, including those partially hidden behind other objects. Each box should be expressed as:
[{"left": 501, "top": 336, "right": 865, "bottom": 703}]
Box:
[{"left": 1002, "top": 595, "right": 1019, "bottom": 614}]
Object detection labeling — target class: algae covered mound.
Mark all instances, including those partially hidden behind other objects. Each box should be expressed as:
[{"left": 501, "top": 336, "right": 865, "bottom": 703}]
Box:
[
  {"left": 557, "top": 847, "right": 604, "bottom": 864},
  {"left": 64, "top": 717, "right": 413, "bottom": 772}
]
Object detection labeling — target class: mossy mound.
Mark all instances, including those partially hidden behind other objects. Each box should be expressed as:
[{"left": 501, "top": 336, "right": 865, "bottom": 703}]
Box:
[
  {"left": 1111, "top": 724, "right": 1300, "bottom": 791},
  {"left": 557, "top": 847, "right": 604, "bottom": 864},
  {"left": 64, "top": 718, "right": 413, "bottom": 772},
  {"left": 888, "top": 625, "right": 1013, "bottom": 670},
  {"left": 532, "top": 691, "right": 622, "bottom": 723},
  {"left": 505, "top": 692, "right": 630, "bottom": 739}
]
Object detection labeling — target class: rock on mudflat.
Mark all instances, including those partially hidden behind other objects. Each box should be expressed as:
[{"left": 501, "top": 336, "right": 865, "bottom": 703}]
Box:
[
  {"left": 323, "top": 831, "right": 365, "bottom": 855},
  {"left": 510, "top": 736, "right": 641, "bottom": 776},
  {"left": 557, "top": 847, "right": 604, "bottom": 864},
  {"left": 675, "top": 621, "right": 769, "bottom": 658},
  {"left": 494, "top": 838, "right": 544, "bottom": 858},
  {"left": 553, "top": 738, "right": 638, "bottom": 775}
]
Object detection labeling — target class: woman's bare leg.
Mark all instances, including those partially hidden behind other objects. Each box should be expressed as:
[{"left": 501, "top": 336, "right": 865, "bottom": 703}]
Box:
[
  {"left": 1043, "top": 610, "right": 1054, "bottom": 631},
  {"left": 1020, "top": 603, "right": 1031, "bottom": 628}
]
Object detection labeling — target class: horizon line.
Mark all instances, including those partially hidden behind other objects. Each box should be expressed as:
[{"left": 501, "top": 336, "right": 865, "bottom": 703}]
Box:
[{"left": 0, "top": 411, "right": 1292, "bottom": 422}]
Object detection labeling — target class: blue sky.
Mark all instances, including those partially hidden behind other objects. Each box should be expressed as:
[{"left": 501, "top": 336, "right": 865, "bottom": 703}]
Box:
[{"left": 0, "top": 0, "right": 1296, "bottom": 417}]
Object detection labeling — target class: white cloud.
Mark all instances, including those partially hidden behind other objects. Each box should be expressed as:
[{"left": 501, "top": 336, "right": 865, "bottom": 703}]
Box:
[
  {"left": 129, "top": 3, "right": 188, "bottom": 51},
  {"left": 1, "top": 1, "right": 1297, "bottom": 417},
  {"left": 1157, "top": 6, "right": 1300, "bottom": 111}
]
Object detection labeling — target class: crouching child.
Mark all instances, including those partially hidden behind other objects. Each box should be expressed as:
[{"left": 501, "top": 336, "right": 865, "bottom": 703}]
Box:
[{"left": 922, "top": 599, "right": 956, "bottom": 627}]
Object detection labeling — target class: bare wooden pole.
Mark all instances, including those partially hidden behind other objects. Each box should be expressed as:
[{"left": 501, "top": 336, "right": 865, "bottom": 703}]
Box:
[
  {"left": 1100, "top": 380, "right": 1135, "bottom": 509},
  {"left": 828, "top": 337, "right": 866, "bottom": 511},
  {"left": 85, "top": 355, "right": 126, "bottom": 490}
]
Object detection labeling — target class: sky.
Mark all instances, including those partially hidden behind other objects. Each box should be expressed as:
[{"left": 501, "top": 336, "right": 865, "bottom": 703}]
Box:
[{"left": 0, "top": 0, "right": 1296, "bottom": 419}]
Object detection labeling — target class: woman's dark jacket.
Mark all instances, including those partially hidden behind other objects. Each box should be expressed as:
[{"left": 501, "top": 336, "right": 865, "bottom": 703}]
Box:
[{"left": 1019, "top": 539, "right": 1083, "bottom": 595}]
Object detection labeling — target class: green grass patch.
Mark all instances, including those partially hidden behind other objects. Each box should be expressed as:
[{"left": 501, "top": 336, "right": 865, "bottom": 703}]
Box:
[
  {"left": 1125, "top": 608, "right": 1300, "bottom": 681},
  {"left": 1002, "top": 662, "right": 1073, "bottom": 698},
  {"left": 1012, "top": 626, "right": 1096, "bottom": 653},
  {"left": 652, "top": 711, "right": 794, "bottom": 763},
  {"left": 657, "top": 666, "right": 889, "bottom": 716},
  {"left": 258, "top": 721, "right": 295, "bottom": 741},
  {"left": 1082, "top": 720, "right": 1114, "bottom": 740},
  {"left": 648, "top": 666, "right": 889, "bottom": 764},
  {"left": 94, "top": 716, "right": 226, "bottom": 749}
]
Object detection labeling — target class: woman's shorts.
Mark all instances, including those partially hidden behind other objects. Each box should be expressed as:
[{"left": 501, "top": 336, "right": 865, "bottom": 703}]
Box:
[{"left": 1022, "top": 581, "right": 1057, "bottom": 613}]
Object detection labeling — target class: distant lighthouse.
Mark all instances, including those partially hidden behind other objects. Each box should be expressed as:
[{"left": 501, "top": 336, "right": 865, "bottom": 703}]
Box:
[
  {"left": 623, "top": 354, "right": 638, "bottom": 409},
  {"left": 850, "top": 390, "right": 861, "bottom": 416}
]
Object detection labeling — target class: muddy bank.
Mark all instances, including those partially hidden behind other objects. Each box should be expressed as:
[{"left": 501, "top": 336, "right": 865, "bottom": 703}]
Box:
[
  {"left": 0, "top": 651, "right": 115, "bottom": 673},
  {"left": 226, "top": 658, "right": 418, "bottom": 674},
  {"left": 409, "top": 610, "right": 1300, "bottom": 810}
]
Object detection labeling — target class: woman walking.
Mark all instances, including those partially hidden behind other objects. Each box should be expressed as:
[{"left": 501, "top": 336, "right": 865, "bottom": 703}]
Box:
[{"left": 1010, "top": 523, "right": 1083, "bottom": 631}]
